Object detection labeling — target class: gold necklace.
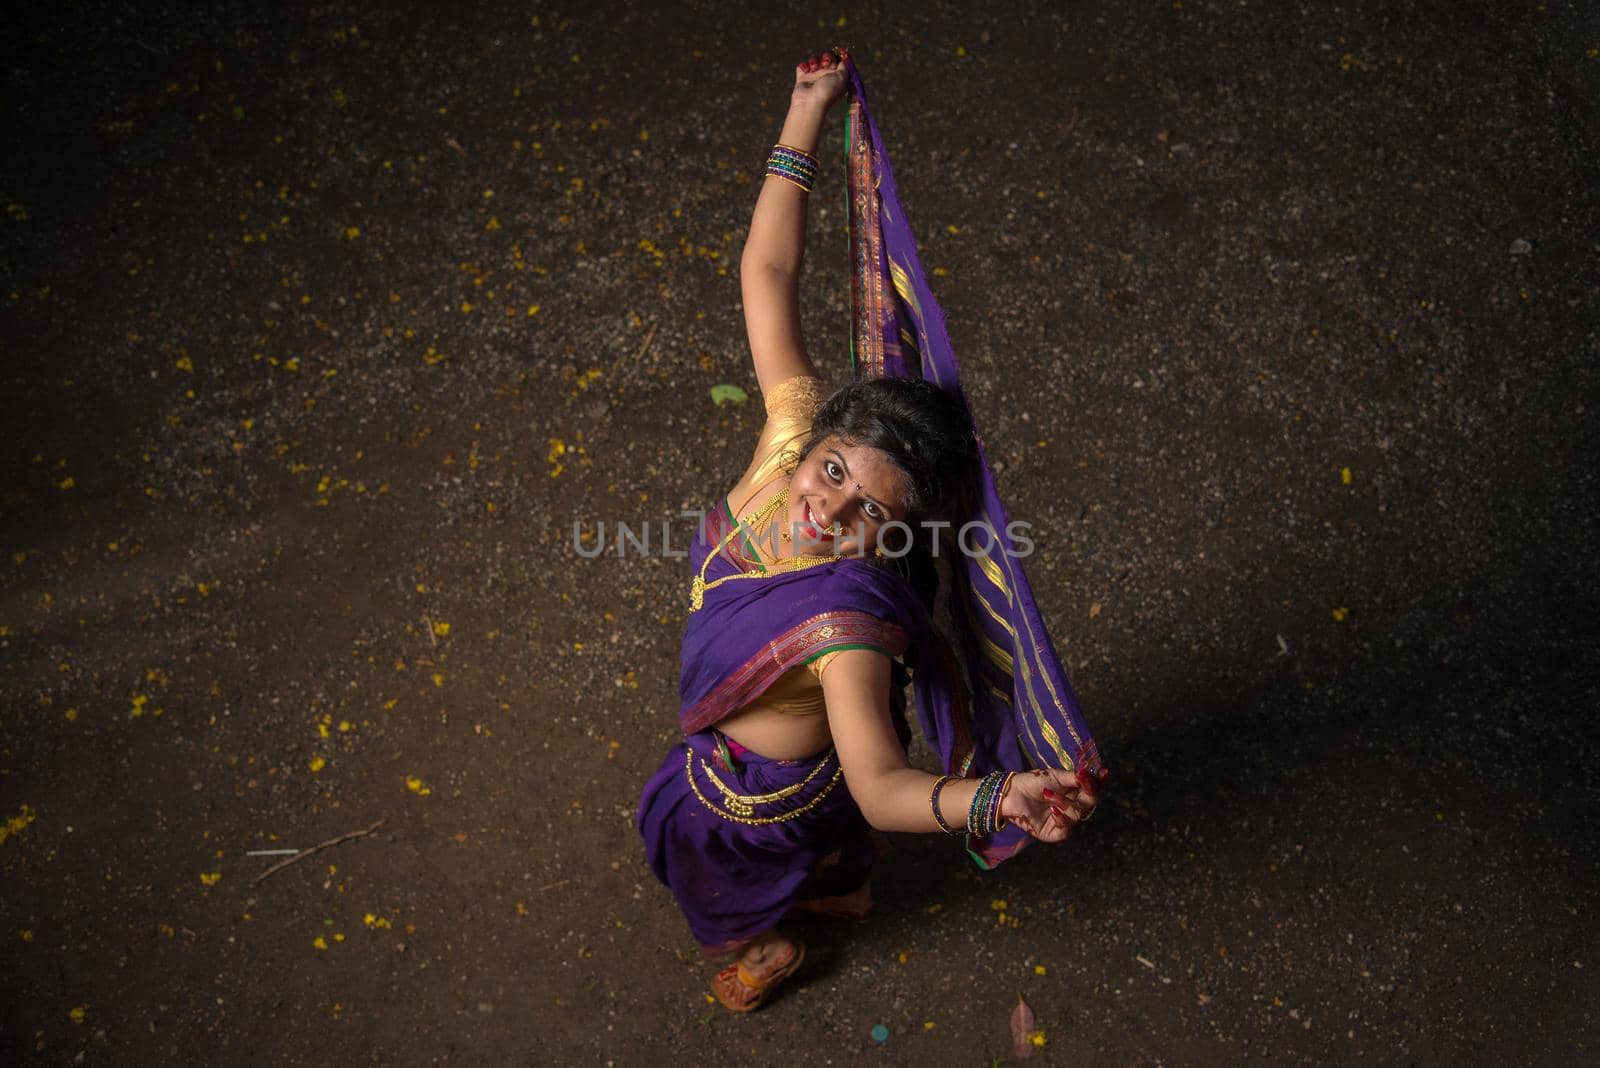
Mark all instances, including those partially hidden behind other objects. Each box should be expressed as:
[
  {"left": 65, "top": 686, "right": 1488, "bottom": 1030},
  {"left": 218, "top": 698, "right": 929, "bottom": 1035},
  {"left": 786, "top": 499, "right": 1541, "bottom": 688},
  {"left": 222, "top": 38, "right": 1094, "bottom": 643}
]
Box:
[{"left": 688, "top": 487, "right": 840, "bottom": 612}]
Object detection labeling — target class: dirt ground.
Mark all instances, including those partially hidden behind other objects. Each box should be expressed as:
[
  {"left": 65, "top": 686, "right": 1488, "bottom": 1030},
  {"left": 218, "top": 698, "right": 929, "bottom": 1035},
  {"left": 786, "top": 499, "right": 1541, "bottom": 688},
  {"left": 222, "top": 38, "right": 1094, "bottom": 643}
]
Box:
[{"left": 2, "top": 1, "right": 1596, "bottom": 1064}]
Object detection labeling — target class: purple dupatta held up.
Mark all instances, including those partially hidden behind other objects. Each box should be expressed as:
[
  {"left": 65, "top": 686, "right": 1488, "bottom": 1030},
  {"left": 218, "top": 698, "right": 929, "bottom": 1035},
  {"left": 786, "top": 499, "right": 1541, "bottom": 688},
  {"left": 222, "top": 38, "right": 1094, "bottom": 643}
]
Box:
[
  {"left": 841, "top": 57, "right": 1105, "bottom": 864},
  {"left": 636, "top": 58, "right": 1105, "bottom": 955}
]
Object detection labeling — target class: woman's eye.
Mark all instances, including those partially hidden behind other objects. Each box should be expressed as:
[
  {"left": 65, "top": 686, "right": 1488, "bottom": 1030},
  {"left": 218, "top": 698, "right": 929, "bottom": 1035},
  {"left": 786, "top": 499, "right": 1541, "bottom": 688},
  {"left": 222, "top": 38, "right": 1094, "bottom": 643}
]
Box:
[
  {"left": 824, "top": 461, "right": 841, "bottom": 481},
  {"left": 863, "top": 502, "right": 883, "bottom": 520}
]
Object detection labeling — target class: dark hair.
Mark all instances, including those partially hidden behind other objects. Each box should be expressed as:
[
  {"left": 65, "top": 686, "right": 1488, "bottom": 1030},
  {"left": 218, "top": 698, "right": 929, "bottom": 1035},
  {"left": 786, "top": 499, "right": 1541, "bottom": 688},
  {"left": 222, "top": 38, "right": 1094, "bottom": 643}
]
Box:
[
  {"left": 792, "top": 379, "right": 978, "bottom": 638},
  {"left": 793, "top": 378, "right": 978, "bottom": 522}
]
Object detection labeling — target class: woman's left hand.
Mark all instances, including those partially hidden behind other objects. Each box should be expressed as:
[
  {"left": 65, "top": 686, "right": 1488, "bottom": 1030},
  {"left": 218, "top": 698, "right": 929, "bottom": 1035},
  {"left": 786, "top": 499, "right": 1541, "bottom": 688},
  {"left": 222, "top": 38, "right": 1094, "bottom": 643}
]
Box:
[{"left": 999, "top": 768, "right": 1099, "bottom": 842}]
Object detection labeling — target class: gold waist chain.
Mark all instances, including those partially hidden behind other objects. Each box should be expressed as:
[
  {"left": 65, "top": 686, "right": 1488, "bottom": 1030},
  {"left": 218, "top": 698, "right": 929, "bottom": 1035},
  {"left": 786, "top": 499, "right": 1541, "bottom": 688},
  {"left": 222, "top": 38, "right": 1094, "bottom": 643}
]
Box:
[{"left": 684, "top": 747, "right": 843, "bottom": 825}]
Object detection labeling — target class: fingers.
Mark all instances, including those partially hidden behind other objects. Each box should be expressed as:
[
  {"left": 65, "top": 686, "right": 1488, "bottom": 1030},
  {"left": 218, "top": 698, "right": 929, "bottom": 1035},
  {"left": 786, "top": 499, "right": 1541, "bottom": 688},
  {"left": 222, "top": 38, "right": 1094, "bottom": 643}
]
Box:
[
  {"left": 1045, "top": 797, "right": 1085, "bottom": 826},
  {"left": 797, "top": 51, "right": 841, "bottom": 74},
  {"left": 1008, "top": 767, "right": 1102, "bottom": 842},
  {"left": 1043, "top": 779, "right": 1096, "bottom": 822}
]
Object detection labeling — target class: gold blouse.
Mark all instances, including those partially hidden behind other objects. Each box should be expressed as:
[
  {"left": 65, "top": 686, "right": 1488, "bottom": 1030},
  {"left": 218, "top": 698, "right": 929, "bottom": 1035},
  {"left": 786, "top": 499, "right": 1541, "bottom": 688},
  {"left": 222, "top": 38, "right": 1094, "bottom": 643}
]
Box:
[{"left": 728, "top": 375, "right": 841, "bottom": 716}]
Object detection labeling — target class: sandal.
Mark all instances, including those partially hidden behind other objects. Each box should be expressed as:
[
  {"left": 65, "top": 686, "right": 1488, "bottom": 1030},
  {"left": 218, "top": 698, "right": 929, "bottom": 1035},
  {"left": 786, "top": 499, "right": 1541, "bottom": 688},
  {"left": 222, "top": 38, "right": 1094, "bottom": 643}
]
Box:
[{"left": 710, "top": 939, "right": 807, "bottom": 1012}]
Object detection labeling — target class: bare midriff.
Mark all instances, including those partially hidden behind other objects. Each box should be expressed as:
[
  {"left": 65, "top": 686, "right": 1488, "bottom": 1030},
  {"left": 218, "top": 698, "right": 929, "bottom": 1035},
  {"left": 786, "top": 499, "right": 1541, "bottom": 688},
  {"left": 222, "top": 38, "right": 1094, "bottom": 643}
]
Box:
[{"left": 713, "top": 472, "right": 839, "bottom": 762}]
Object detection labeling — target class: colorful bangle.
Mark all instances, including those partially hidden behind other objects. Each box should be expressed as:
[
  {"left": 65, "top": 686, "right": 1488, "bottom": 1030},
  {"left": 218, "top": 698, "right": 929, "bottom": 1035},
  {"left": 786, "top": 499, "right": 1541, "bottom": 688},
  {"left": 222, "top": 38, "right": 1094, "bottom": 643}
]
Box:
[
  {"left": 967, "top": 770, "right": 1004, "bottom": 836},
  {"left": 965, "top": 770, "right": 1017, "bottom": 836},
  {"left": 773, "top": 143, "right": 820, "bottom": 169},
  {"left": 929, "top": 775, "right": 958, "bottom": 835},
  {"left": 765, "top": 164, "right": 814, "bottom": 194},
  {"left": 991, "top": 772, "right": 1015, "bottom": 832},
  {"left": 765, "top": 144, "right": 819, "bottom": 194},
  {"left": 766, "top": 156, "right": 815, "bottom": 180}
]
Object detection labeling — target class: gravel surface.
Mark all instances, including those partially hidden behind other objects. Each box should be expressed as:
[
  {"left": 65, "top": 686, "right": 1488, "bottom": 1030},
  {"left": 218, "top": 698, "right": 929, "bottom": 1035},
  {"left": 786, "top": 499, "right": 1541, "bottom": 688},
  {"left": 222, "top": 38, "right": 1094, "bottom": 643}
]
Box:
[{"left": 2, "top": 1, "right": 1596, "bottom": 1064}]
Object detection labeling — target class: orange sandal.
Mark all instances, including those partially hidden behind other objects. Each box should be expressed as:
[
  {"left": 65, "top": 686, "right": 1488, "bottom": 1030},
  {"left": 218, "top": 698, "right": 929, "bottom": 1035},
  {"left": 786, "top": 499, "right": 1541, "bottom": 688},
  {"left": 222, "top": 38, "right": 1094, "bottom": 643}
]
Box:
[{"left": 710, "top": 940, "right": 807, "bottom": 1012}]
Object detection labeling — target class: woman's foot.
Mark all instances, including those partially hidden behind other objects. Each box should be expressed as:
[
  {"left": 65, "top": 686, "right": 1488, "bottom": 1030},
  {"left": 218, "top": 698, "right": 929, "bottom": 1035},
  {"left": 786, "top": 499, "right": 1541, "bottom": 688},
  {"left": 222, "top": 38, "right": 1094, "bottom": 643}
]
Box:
[{"left": 710, "top": 931, "right": 806, "bottom": 1012}]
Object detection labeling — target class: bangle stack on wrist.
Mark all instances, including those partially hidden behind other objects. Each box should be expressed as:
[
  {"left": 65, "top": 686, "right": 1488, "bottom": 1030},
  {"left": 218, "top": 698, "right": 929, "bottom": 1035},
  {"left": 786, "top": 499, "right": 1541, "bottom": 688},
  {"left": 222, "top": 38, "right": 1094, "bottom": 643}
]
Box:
[
  {"left": 766, "top": 144, "right": 820, "bottom": 193},
  {"left": 967, "top": 771, "right": 1015, "bottom": 836}
]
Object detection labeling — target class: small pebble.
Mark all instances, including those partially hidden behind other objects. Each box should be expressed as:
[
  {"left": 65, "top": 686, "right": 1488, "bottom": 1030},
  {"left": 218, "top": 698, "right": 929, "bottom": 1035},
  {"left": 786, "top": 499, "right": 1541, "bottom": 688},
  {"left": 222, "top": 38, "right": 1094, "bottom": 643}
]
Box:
[{"left": 870, "top": 1024, "right": 889, "bottom": 1043}]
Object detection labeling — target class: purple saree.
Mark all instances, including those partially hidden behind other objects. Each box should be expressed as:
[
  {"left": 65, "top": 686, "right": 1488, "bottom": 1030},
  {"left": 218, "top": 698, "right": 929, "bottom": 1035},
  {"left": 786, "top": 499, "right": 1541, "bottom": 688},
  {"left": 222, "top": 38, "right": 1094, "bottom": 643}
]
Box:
[
  {"left": 637, "top": 61, "right": 1104, "bottom": 954},
  {"left": 638, "top": 501, "right": 949, "bottom": 952}
]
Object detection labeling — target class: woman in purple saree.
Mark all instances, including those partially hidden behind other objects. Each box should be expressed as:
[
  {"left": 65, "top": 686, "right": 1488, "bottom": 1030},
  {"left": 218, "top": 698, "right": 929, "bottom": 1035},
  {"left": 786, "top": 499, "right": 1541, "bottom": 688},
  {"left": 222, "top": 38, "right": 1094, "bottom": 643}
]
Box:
[{"left": 637, "top": 49, "right": 1105, "bottom": 1012}]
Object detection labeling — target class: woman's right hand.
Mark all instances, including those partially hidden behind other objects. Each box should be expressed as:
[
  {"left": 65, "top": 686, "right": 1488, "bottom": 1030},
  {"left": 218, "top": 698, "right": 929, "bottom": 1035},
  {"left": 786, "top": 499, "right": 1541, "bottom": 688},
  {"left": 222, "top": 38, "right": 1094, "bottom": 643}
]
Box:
[
  {"left": 791, "top": 48, "right": 849, "bottom": 112},
  {"left": 1000, "top": 768, "right": 1100, "bottom": 842}
]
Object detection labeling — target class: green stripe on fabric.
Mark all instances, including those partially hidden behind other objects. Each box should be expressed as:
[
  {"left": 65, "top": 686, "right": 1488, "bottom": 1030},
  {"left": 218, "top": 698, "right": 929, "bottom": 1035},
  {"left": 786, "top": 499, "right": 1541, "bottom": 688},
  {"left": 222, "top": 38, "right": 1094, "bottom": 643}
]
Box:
[{"left": 802, "top": 642, "right": 885, "bottom": 665}]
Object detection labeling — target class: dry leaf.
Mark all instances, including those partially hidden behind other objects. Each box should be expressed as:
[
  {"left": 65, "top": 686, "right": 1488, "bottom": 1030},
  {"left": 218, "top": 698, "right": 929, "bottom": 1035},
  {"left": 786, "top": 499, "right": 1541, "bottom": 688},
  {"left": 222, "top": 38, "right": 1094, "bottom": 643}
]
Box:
[{"left": 1010, "top": 995, "right": 1037, "bottom": 1060}]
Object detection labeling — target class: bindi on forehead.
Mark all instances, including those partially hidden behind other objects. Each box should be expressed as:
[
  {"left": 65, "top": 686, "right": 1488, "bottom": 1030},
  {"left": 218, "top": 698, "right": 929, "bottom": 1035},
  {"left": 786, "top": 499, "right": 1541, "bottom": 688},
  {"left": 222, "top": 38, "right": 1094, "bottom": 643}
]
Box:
[{"left": 828, "top": 445, "right": 907, "bottom": 516}]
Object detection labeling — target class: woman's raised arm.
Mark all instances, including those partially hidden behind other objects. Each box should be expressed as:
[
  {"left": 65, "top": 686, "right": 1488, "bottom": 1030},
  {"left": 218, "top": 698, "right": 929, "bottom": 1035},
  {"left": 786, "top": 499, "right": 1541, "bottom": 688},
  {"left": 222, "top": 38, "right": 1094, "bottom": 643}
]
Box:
[{"left": 740, "top": 52, "right": 848, "bottom": 395}]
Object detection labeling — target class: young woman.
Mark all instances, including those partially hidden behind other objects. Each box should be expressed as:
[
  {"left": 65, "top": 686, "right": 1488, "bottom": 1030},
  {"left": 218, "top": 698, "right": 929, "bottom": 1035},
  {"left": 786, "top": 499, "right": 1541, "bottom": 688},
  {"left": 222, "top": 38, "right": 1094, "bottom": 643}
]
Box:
[{"left": 636, "top": 49, "right": 1101, "bottom": 1013}]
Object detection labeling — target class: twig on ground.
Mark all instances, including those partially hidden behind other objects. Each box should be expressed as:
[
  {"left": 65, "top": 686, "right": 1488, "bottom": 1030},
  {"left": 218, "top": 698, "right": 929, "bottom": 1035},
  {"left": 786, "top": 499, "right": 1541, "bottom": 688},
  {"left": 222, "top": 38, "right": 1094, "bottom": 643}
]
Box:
[
  {"left": 537, "top": 879, "right": 569, "bottom": 892},
  {"left": 251, "top": 820, "right": 387, "bottom": 887},
  {"left": 634, "top": 322, "right": 659, "bottom": 363}
]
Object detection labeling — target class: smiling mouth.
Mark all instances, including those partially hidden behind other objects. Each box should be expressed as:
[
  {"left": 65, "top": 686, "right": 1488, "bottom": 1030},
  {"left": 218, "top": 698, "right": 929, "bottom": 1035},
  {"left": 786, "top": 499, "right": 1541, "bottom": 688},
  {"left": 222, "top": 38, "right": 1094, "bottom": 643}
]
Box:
[{"left": 802, "top": 500, "right": 833, "bottom": 540}]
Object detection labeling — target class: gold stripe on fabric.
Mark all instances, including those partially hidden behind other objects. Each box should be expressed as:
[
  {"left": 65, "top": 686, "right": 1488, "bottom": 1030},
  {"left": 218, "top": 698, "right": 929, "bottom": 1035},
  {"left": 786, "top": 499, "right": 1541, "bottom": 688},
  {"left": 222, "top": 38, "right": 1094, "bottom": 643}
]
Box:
[
  {"left": 978, "top": 628, "right": 1014, "bottom": 676},
  {"left": 973, "top": 587, "right": 1071, "bottom": 767},
  {"left": 888, "top": 257, "right": 949, "bottom": 389},
  {"left": 972, "top": 620, "right": 1057, "bottom": 769},
  {"left": 995, "top": 546, "right": 1089, "bottom": 756},
  {"left": 973, "top": 550, "right": 1011, "bottom": 605},
  {"left": 889, "top": 259, "right": 921, "bottom": 320}
]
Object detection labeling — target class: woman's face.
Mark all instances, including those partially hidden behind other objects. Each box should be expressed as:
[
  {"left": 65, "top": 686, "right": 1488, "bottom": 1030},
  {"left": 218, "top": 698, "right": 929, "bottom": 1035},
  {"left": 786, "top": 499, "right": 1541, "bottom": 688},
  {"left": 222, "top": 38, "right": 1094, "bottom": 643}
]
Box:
[{"left": 786, "top": 436, "right": 910, "bottom": 557}]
